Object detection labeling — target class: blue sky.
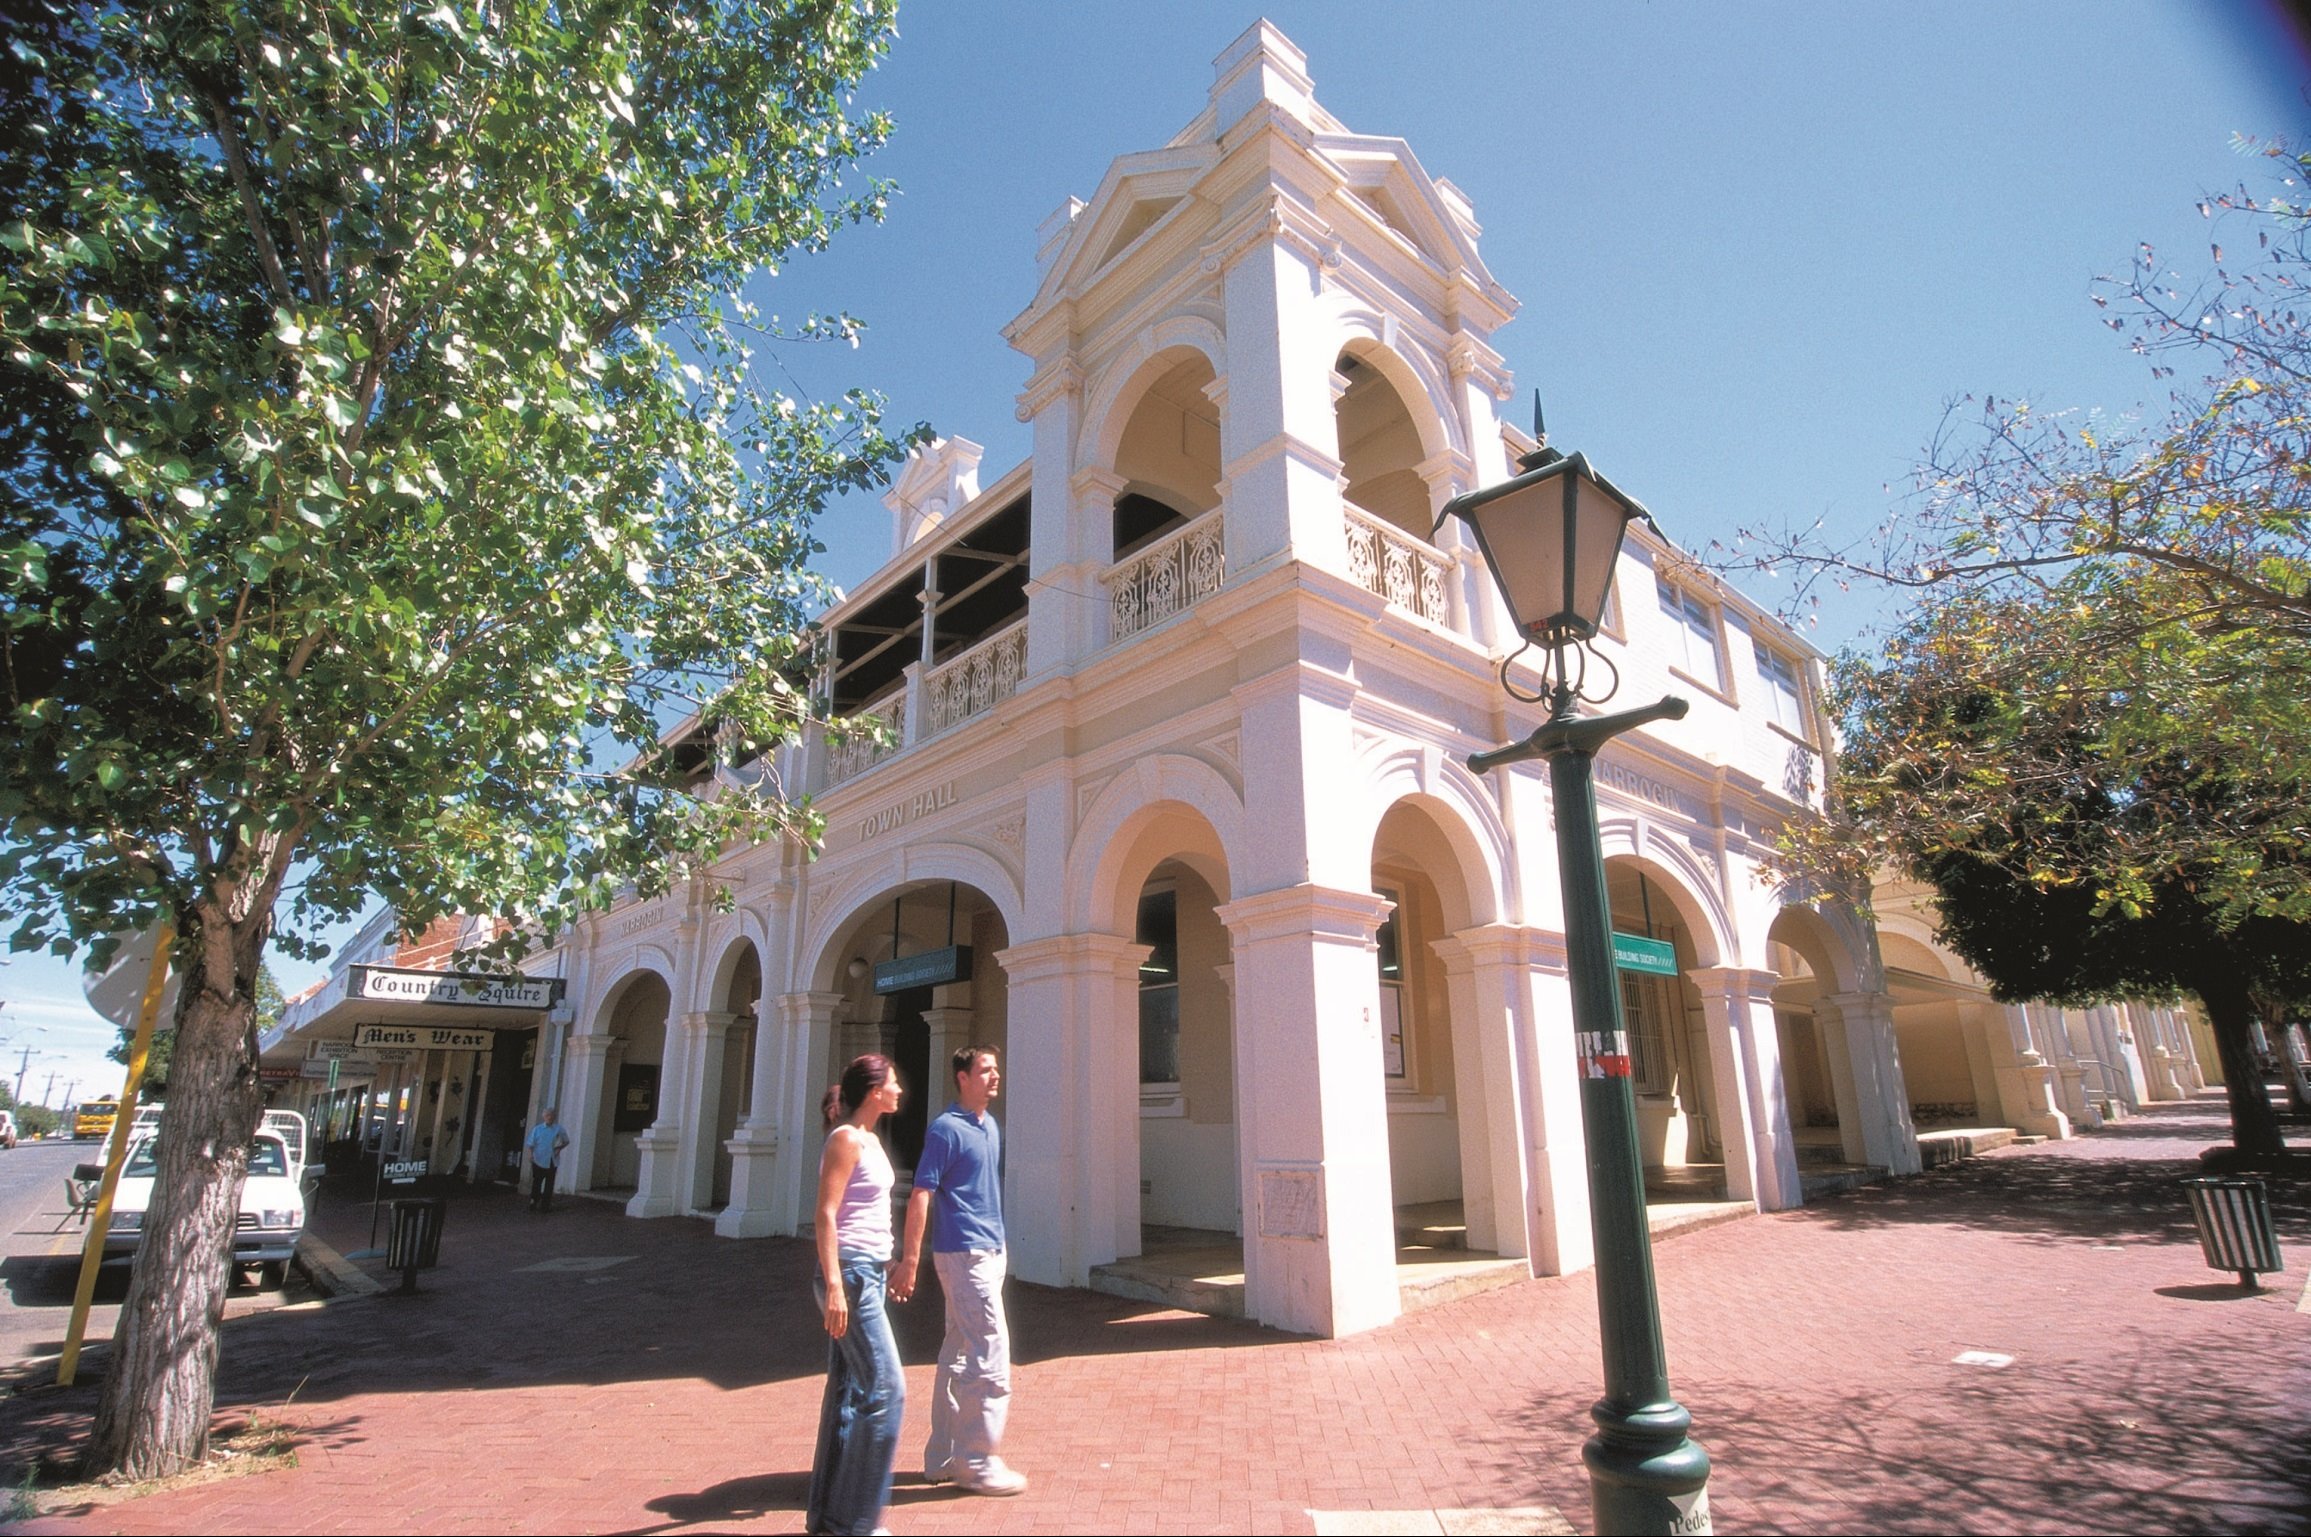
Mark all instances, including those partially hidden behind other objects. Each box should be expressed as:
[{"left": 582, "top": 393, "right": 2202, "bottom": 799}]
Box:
[{"left": 5, "top": 2, "right": 2305, "bottom": 1108}]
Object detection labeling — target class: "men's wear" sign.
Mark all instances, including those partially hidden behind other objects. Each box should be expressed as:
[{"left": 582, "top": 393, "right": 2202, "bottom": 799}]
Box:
[{"left": 353, "top": 1023, "right": 496, "bottom": 1052}]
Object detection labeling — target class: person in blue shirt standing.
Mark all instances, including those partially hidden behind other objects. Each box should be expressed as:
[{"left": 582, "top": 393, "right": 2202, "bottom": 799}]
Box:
[
  {"left": 524, "top": 1106, "right": 569, "bottom": 1212},
  {"left": 893, "top": 1045, "right": 1027, "bottom": 1497}
]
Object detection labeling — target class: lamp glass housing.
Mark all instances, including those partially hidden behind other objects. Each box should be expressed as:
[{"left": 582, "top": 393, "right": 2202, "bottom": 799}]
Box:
[{"left": 1439, "top": 451, "right": 1645, "bottom": 645}]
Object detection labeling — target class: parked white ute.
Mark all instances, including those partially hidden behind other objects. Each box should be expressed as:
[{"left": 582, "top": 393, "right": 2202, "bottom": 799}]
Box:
[{"left": 104, "top": 1128, "right": 305, "bottom": 1289}]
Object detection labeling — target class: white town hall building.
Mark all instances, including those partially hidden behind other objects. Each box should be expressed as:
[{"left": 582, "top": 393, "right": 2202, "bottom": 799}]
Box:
[{"left": 267, "top": 22, "right": 2208, "bottom": 1339}]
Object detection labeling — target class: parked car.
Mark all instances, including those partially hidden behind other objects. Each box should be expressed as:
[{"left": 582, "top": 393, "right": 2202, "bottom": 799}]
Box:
[
  {"left": 0, "top": 1110, "right": 15, "bottom": 1149},
  {"left": 103, "top": 1128, "right": 306, "bottom": 1289}
]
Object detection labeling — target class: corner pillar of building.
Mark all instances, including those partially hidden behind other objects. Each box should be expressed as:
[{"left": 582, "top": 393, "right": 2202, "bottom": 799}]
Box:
[
  {"left": 1217, "top": 883, "right": 1401, "bottom": 1339},
  {"left": 1815, "top": 989, "right": 1922, "bottom": 1176},
  {"left": 1689, "top": 968, "right": 1805, "bottom": 1210}
]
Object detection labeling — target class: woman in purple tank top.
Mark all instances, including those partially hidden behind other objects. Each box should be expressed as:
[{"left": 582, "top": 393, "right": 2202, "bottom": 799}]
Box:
[{"left": 807, "top": 1054, "right": 906, "bottom": 1536}]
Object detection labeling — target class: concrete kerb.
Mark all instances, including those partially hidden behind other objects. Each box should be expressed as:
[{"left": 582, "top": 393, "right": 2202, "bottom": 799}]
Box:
[{"left": 291, "top": 1230, "right": 383, "bottom": 1299}]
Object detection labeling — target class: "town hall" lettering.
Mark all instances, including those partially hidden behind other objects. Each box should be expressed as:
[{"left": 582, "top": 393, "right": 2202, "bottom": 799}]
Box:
[{"left": 859, "top": 781, "right": 958, "bottom": 841}]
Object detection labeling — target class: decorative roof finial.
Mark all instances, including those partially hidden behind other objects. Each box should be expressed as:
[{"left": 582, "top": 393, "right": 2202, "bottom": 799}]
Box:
[{"left": 1517, "top": 390, "right": 1564, "bottom": 471}]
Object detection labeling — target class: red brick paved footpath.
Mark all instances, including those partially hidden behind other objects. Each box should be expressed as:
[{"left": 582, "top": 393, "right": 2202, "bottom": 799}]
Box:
[{"left": 1, "top": 1089, "right": 2305, "bottom": 1536}]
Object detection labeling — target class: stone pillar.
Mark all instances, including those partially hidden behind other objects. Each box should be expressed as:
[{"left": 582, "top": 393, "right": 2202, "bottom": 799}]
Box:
[
  {"left": 721, "top": 991, "right": 841, "bottom": 1239},
  {"left": 1217, "top": 884, "right": 1402, "bottom": 1338},
  {"left": 1987, "top": 1005, "right": 2070, "bottom": 1139},
  {"left": 1689, "top": 968, "right": 1804, "bottom": 1210},
  {"left": 628, "top": 1010, "right": 706, "bottom": 1219},
  {"left": 918, "top": 1006, "right": 976, "bottom": 1096},
  {"left": 995, "top": 933, "right": 1145, "bottom": 1286},
  {"left": 560, "top": 1033, "right": 617, "bottom": 1194},
  {"left": 1430, "top": 927, "right": 1535, "bottom": 1261},
  {"left": 2138, "top": 1006, "right": 2187, "bottom": 1101},
  {"left": 671, "top": 1011, "right": 744, "bottom": 1213},
  {"left": 2040, "top": 1006, "right": 2098, "bottom": 1128},
  {"left": 1814, "top": 989, "right": 1922, "bottom": 1177},
  {"left": 1018, "top": 362, "right": 1093, "bottom": 679}
]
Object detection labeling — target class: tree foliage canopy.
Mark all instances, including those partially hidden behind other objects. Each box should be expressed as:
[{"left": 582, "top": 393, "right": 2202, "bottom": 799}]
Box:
[
  {"left": 0, "top": 0, "right": 915, "bottom": 968},
  {"left": 1760, "top": 144, "right": 2311, "bottom": 932},
  {"left": 0, "top": 0, "right": 912, "bottom": 1478}
]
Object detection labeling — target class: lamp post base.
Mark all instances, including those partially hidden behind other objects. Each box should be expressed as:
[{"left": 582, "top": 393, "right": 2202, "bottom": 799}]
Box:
[{"left": 1585, "top": 1398, "right": 1713, "bottom": 1534}]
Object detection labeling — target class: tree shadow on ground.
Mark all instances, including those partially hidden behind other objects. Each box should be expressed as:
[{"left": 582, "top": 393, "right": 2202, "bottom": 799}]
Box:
[
  {"left": 1487, "top": 1338, "right": 2311, "bottom": 1536},
  {"left": 1788, "top": 1136, "right": 2311, "bottom": 1250}
]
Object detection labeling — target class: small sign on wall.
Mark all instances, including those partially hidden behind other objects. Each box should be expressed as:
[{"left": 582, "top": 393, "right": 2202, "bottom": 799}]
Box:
[
  {"left": 874, "top": 946, "right": 973, "bottom": 996},
  {"left": 614, "top": 1063, "right": 660, "bottom": 1133}
]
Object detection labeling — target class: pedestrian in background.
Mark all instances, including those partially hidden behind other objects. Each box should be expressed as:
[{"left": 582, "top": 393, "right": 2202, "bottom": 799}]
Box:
[
  {"left": 524, "top": 1107, "right": 568, "bottom": 1213},
  {"left": 896, "top": 1045, "right": 1026, "bottom": 1497},
  {"left": 808, "top": 1054, "right": 907, "bottom": 1537}
]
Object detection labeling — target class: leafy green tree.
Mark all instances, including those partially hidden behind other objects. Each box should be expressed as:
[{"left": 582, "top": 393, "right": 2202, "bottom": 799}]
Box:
[
  {"left": 0, "top": 0, "right": 912, "bottom": 1477},
  {"left": 1817, "top": 588, "right": 2309, "bottom": 1158},
  {"left": 1729, "top": 145, "right": 2311, "bottom": 929}
]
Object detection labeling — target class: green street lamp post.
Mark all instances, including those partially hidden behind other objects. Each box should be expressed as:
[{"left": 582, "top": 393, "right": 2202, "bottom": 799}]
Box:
[{"left": 1439, "top": 436, "right": 1712, "bottom": 1536}]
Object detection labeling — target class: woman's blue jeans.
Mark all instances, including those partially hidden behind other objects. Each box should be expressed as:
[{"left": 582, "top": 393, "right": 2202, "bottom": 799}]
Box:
[{"left": 807, "top": 1250, "right": 904, "bottom": 1536}]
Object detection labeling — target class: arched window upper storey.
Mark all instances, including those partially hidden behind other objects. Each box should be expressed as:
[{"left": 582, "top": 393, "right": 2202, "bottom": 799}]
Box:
[
  {"left": 1111, "top": 354, "right": 1221, "bottom": 559},
  {"left": 1334, "top": 349, "right": 1432, "bottom": 542}
]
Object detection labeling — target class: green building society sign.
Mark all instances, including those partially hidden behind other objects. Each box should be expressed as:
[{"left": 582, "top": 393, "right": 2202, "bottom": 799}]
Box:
[{"left": 1611, "top": 932, "right": 1678, "bottom": 976}]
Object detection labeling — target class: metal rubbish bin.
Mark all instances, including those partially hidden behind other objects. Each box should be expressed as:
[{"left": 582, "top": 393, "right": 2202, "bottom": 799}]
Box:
[
  {"left": 2182, "top": 1176, "right": 2283, "bottom": 1287},
  {"left": 386, "top": 1196, "right": 446, "bottom": 1272}
]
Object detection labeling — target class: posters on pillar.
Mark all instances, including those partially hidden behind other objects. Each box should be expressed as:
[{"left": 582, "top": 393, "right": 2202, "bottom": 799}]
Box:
[{"left": 1579, "top": 1028, "right": 1633, "bottom": 1079}]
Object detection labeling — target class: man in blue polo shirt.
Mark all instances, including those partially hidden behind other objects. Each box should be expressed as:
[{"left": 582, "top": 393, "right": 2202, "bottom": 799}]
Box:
[{"left": 894, "top": 1045, "right": 1026, "bottom": 1497}]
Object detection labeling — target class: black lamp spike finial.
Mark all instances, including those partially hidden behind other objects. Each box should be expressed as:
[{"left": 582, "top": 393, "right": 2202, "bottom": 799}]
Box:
[{"left": 1531, "top": 391, "right": 1546, "bottom": 447}]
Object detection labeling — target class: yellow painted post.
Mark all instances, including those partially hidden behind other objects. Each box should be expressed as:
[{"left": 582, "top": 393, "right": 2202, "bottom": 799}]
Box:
[{"left": 58, "top": 926, "right": 173, "bottom": 1386}]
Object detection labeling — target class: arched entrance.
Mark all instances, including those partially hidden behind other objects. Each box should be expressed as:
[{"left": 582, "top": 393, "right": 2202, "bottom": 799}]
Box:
[
  {"left": 1370, "top": 794, "right": 1521, "bottom": 1264},
  {"left": 1764, "top": 908, "right": 1849, "bottom": 1169},
  {"left": 590, "top": 970, "right": 669, "bottom": 1192},
  {"left": 706, "top": 941, "right": 760, "bottom": 1207},
  {"left": 1602, "top": 859, "right": 1724, "bottom": 1202},
  {"left": 819, "top": 880, "right": 1012, "bottom": 1176}
]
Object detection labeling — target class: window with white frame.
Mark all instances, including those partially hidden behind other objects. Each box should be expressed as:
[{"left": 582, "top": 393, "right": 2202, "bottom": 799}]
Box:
[
  {"left": 1656, "top": 577, "right": 1722, "bottom": 687},
  {"left": 1753, "top": 640, "right": 1808, "bottom": 736}
]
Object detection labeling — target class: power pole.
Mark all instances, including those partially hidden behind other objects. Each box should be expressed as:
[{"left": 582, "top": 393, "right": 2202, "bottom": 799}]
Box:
[
  {"left": 13, "top": 1044, "right": 31, "bottom": 1103},
  {"left": 40, "top": 1071, "right": 56, "bottom": 1108}
]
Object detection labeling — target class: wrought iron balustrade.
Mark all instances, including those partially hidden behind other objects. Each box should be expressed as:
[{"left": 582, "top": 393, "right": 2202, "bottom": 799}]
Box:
[
  {"left": 1102, "top": 508, "right": 1225, "bottom": 643},
  {"left": 1343, "top": 503, "right": 1451, "bottom": 626},
  {"left": 924, "top": 620, "right": 1027, "bottom": 737}
]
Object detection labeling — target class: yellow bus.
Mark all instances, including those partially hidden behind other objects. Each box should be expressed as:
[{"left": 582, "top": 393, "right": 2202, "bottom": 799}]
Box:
[{"left": 73, "top": 1098, "right": 119, "bottom": 1141}]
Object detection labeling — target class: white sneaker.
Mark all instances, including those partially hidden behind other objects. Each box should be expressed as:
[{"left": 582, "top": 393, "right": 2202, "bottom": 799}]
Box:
[
  {"left": 952, "top": 1457, "right": 1028, "bottom": 1497},
  {"left": 922, "top": 1460, "right": 953, "bottom": 1486}
]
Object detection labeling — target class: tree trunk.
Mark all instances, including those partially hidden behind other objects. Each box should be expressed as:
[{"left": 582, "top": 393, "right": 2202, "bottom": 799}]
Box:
[
  {"left": 2195, "top": 973, "right": 2285, "bottom": 1159},
  {"left": 84, "top": 907, "right": 264, "bottom": 1479}
]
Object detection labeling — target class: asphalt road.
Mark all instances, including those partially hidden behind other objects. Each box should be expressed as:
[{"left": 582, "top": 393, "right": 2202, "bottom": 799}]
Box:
[{"left": 0, "top": 1136, "right": 310, "bottom": 1384}]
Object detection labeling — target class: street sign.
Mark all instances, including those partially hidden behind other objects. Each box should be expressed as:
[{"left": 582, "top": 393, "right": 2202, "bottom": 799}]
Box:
[
  {"left": 353, "top": 1024, "right": 495, "bottom": 1052},
  {"left": 1611, "top": 932, "right": 1679, "bottom": 976}
]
